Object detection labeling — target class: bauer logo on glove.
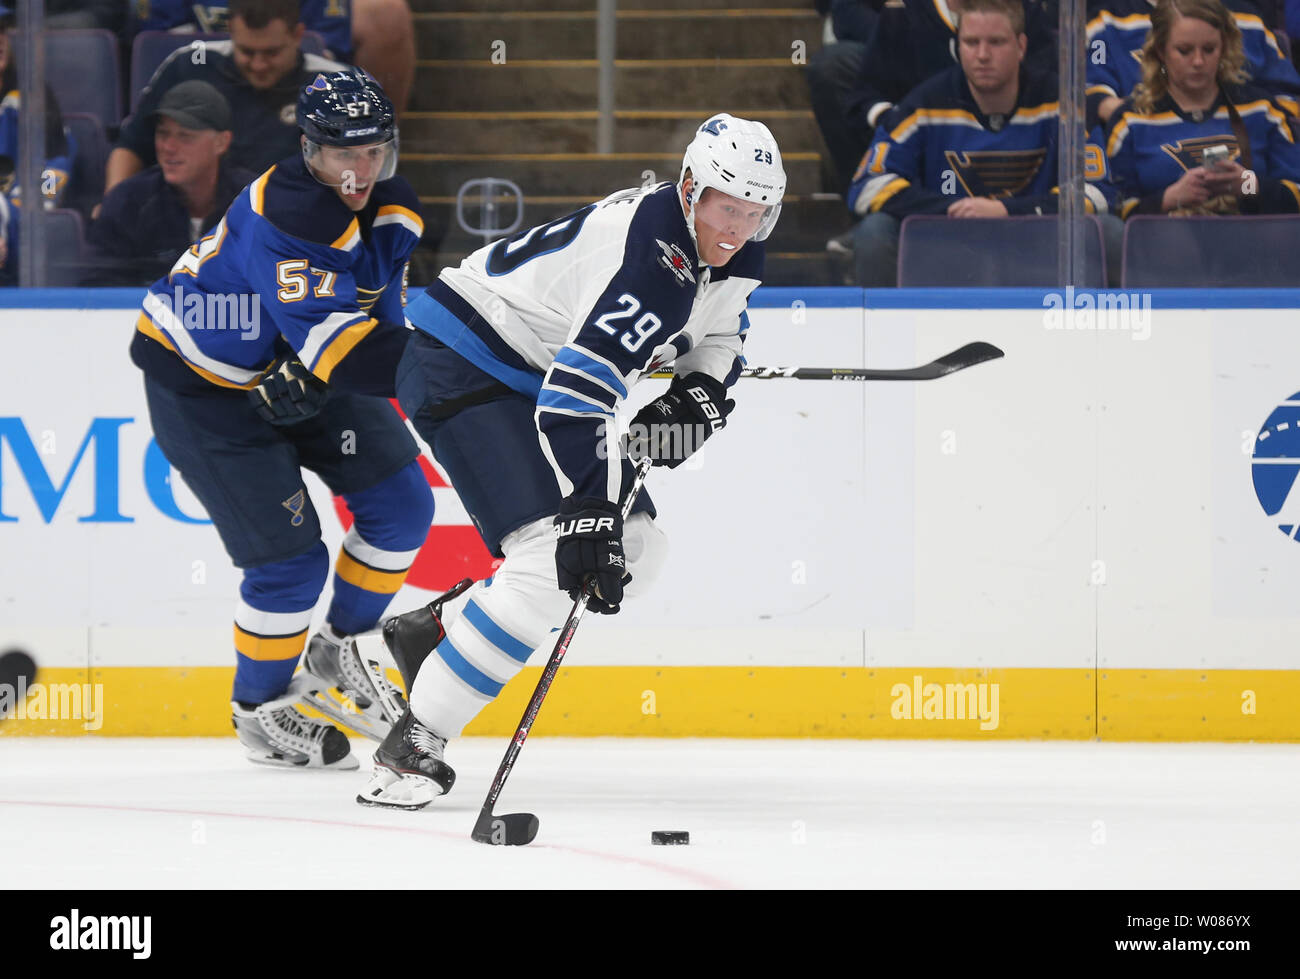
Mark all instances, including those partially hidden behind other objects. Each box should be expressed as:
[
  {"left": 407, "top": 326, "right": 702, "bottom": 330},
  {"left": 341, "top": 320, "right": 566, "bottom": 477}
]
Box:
[
  {"left": 554, "top": 497, "right": 628, "bottom": 614},
  {"left": 628, "top": 371, "right": 735, "bottom": 468}
]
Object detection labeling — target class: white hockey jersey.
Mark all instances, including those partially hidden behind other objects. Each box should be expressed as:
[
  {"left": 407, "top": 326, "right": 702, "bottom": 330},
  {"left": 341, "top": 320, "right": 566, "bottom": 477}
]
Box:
[{"left": 404, "top": 182, "right": 764, "bottom": 504}]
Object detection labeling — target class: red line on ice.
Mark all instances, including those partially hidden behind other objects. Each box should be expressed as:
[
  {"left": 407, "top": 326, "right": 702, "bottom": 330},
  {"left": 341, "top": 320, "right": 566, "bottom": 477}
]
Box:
[{"left": 0, "top": 799, "right": 735, "bottom": 889}]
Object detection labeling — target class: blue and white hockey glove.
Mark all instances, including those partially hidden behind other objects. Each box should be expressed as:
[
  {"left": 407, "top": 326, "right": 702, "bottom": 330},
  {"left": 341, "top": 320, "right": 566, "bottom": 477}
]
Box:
[
  {"left": 554, "top": 497, "right": 628, "bottom": 615},
  {"left": 249, "top": 354, "right": 329, "bottom": 426},
  {"left": 629, "top": 371, "right": 735, "bottom": 468}
]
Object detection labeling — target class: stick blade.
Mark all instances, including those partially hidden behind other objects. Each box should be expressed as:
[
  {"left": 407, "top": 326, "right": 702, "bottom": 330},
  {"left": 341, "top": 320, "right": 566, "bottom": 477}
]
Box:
[
  {"left": 931, "top": 341, "right": 1005, "bottom": 377},
  {"left": 471, "top": 811, "right": 540, "bottom": 846}
]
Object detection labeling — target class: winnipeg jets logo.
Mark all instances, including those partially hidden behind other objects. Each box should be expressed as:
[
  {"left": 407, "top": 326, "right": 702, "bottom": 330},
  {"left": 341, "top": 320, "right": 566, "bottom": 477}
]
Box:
[{"left": 655, "top": 238, "right": 695, "bottom": 286}]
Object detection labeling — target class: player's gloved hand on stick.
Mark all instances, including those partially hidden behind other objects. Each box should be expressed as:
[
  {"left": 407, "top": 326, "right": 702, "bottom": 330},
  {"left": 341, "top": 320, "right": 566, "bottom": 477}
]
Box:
[
  {"left": 554, "top": 496, "right": 628, "bottom": 614},
  {"left": 629, "top": 371, "right": 735, "bottom": 468},
  {"left": 250, "top": 354, "right": 328, "bottom": 425}
]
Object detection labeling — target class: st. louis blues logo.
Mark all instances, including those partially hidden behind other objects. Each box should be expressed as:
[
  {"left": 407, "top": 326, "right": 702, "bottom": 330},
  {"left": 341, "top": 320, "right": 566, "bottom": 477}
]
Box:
[
  {"left": 305, "top": 74, "right": 330, "bottom": 94},
  {"left": 655, "top": 238, "right": 695, "bottom": 286},
  {"left": 1252, "top": 393, "right": 1300, "bottom": 539},
  {"left": 282, "top": 489, "right": 307, "bottom": 527}
]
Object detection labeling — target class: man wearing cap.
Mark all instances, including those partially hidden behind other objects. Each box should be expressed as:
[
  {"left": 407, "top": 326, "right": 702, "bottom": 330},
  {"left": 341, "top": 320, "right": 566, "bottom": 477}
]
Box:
[
  {"left": 102, "top": 0, "right": 344, "bottom": 205},
  {"left": 86, "top": 81, "right": 255, "bottom": 286}
]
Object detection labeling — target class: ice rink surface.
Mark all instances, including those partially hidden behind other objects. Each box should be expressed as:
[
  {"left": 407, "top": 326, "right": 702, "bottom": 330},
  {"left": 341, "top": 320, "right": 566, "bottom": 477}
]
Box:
[{"left": 2, "top": 737, "right": 1297, "bottom": 889}]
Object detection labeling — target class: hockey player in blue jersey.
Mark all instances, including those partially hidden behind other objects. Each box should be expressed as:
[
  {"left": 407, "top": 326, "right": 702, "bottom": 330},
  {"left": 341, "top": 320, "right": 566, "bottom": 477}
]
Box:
[
  {"left": 130, "top": 67, "right": 433, "bottom": 769},
  {"left": 353, "top": 114, "right": 785, "bottom": 809}
]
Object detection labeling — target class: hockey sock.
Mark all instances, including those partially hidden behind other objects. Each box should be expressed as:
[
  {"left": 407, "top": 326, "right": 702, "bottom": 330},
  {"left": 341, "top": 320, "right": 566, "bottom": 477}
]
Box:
[
  {"left": 328, "top": 460, "right": 432, "bottom": 635},
  {"left": 232, "top": 543, "right": 329, "bottom": 704}
]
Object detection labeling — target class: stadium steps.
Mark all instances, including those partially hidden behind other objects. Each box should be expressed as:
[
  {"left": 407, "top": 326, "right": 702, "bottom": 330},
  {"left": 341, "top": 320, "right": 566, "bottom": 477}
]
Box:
[
  {"left": 414, "top": 8, "right": 822, "bottom": 60},
  {"left": 401, "top": 109, "right": 823, "bottom": 156},
  {"left": 406, "top": 0, "right": 840, "bottom": 286}
]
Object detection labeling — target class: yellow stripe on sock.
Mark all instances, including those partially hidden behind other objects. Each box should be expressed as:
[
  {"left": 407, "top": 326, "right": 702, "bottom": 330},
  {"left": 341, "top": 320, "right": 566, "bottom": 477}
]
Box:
[
  {"left": 233, "top": 624, "right": 308, "bottom": 662},
  {"left": 335, "top": 550, "right": 409, "bottom": 595}
]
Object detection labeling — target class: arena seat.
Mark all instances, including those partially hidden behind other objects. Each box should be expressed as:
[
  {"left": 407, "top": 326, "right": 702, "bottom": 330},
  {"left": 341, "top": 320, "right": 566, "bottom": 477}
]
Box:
[
  {"left": 62, "top": 113, "right": 109, "bottom": 219},
  {"left": 1121, "top": 215, "right": 1300, "bottom": 287},
  {"left": 43, "top": 29, "right": 123, "bottom": 126},
  {"left": 36, "top": 208, "right": 88, "bottom": 287},
  {"left": 897, "top": 215, "right": 1108, "bottom": 287}
]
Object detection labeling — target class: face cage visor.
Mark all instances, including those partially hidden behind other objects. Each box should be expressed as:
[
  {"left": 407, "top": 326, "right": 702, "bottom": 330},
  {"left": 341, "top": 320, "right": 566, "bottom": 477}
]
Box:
[
  {"left": 688, "top": 183, "right": 782, "bottom": 247},
  {"left": 302, "top": 134, "right": 399, "bottom": 191}
]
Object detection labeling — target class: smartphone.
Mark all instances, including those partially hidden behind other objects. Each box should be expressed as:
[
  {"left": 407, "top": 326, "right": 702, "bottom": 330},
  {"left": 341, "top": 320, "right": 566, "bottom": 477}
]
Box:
[{"left": 1202, "top": 144, "right": 1231, "bottom": 170}]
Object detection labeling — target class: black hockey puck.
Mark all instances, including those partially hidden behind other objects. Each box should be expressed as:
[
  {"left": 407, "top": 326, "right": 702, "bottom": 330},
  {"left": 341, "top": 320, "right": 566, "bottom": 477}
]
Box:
[{"left": 651, "top": 831, "right": 689, "bottom": 845}]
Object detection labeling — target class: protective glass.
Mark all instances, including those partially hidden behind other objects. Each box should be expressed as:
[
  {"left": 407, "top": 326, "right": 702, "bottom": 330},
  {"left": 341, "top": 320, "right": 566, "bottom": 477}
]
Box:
[
  {"left": 692, "top": 186, "right": 781, "bottom": 244},
  {"left": 302, "top": 135, "right": 399, "bottom": 190}
]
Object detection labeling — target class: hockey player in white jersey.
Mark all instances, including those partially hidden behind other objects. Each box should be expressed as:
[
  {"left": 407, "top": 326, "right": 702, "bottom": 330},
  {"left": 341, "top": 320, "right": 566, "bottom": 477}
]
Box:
[{"left": 357, "top": 114, "right": 785, "bottom": 808}]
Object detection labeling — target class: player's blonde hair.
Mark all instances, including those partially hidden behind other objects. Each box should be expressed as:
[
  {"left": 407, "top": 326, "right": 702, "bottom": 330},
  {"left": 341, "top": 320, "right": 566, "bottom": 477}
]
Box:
[{"left": 1131, "top": 0, "right": 1248, "bottom": 114}]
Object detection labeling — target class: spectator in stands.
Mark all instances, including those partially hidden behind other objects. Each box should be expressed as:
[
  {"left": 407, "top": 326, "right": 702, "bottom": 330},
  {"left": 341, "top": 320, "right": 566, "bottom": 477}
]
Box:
[
  {"left": 806, "top": 1, "right": 885, "bottom": 196},
  {"left": 102, "top": 0, "right": 345, "bottom": 206},
  {"left": 1088, "top": 0, "right": 1300, "bottom": 127},
  {"left": 846, "top": 0, "right": 1121, "bottom": 286},
  {"left": 130, "top": 0, "right": 415, "bottom": 116},
  {"left": 1106, "top": 0, "right": 1300, "bottom": 215},
  {"left": 85, "top": 82, "right": 254, "bottom": 286},
  {"left": 818, "top": 0, "right": 1058, "bottom": 253},
  {"left": 0, "top": 4, "right": 75, "bottom": 283}
]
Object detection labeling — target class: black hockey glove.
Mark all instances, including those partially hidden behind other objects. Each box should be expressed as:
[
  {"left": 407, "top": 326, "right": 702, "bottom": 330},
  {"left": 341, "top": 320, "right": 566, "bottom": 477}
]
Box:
[
  {"left": 249, "top": 354, "right": 328, "bottom": 426},
  {"left": 554, "top": 496, "right": 628, "bottom": 615},
  {"left": 629, "top": 371, "right": 735, "bottom": 468}
]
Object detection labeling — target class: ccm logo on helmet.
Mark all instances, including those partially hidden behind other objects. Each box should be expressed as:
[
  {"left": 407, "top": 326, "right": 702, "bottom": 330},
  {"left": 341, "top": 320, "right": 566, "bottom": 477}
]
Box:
[{"left": 556, "top": 517, "right": 617, "bottom": 536}]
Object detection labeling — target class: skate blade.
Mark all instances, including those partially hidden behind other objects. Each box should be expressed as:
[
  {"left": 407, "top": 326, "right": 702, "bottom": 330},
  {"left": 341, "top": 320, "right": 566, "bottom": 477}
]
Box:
[
  {"left": 298, "top": 685, "right": 396, "bottom": 743},
  {"left": 355, "top": 766, "right": 446, "bottom": 810},
  {"left": 244, "top": 748, "right": 360, "bottom": 771}
]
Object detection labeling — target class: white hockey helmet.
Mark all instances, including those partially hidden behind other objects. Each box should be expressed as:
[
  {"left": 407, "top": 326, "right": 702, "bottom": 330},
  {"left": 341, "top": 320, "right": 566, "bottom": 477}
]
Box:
[{"left": 679, "top": 113, "right": 786, "bottom": 243}]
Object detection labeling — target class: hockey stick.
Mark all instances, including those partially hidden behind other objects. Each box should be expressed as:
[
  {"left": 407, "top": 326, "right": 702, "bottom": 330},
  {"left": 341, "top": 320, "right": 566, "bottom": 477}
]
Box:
[
  {"left": 647, "top": 341, "right": 1004, "bottom": 382},
  {"left": 471, "top": 455, "right": 655, "bottom": 847}
]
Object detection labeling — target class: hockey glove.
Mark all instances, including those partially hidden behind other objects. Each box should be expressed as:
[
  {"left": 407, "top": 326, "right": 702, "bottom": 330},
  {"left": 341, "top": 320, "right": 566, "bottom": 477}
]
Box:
[
  {"left": 629, "top": 371, "right": 735, "bottom": 468},
  {"left": 554, "top": 496, "right": 628, "bottom": 614},
  {"left": 250, "top": 354, "right": 329, "bottom": 426}
]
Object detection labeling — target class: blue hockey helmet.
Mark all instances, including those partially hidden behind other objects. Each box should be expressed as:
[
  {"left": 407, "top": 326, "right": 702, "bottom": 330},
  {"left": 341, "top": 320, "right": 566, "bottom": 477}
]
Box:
[{"left": 297, "top": 68, "right": 399, "bottom": 187}]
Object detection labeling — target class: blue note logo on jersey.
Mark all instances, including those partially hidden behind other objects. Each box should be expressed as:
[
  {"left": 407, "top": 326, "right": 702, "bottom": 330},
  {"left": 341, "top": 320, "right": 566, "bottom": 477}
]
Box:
[
  {"left": 943, "top": 148, "right": 1049, "bottom": 197},
  {"left": 1251, "top": 393, "right": 1300, "bottom": 540},
  {"left": 1165, "top": 136, "right": 1241, "bottom": 172}
]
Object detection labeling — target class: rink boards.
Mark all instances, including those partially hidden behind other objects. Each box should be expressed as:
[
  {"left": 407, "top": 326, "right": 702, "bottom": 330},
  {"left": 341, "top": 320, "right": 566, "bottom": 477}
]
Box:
[{"left": 3, "top": 287, "right": 1300, "bottom": 740}]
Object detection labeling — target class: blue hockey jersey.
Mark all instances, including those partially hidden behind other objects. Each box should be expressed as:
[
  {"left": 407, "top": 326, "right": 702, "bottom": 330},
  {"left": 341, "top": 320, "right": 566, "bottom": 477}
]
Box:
[
  {"left": 1106, "top": 84, "right": 1300, "bottom": 214},
  {"left": 129, "top": 153, "right": 422, "bottom": 395},
  {"left": 849, "top": 66, "right": 1118, "bottom": 217},
  {"left": 1086, "top": 0, "right": 1300, "bottom": 116}
]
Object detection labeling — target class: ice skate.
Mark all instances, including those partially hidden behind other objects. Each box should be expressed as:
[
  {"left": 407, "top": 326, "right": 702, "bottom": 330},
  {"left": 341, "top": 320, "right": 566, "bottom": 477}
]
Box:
[
  {"left": 232, "top": 678, "right": 358, "bottom": 770},
  {"left": 299, "top": 623, "right": 405, "bottom": 741},
  {"left": 356, "top": 707, "right": 455, "bottom": 810},
  {"left": 381, "top": 577, "right": 474, "bottom": 692}
]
